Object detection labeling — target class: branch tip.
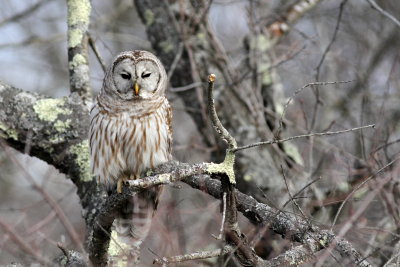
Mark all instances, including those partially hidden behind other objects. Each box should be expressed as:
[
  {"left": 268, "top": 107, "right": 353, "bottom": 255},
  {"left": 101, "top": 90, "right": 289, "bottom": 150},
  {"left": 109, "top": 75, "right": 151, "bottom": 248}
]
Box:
[{"left": 208, "top": 73, "right": 216, "bottom": 83}]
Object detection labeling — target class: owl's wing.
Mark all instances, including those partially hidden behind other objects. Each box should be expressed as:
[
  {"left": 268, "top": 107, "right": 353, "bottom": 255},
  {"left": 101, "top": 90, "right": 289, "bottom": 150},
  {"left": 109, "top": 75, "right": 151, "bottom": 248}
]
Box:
[
  {"left": 89, "top": 103, "right": 124, "bottom": 187},
  {"left": 89, "top": 103, "right": 100, "bottom": 167},
  {"left": 166, "top": 103, "right": 173, "bottom": 159}
]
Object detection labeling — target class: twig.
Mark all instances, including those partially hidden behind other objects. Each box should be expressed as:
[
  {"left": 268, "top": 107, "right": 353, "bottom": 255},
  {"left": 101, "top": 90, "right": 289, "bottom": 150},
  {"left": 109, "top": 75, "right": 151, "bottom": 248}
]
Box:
[
  {"left": 318, "top": 176, "right": 391, "bottom": 267},
  {"left": 88, "top": 32, "right": 106, "bottom": 73},
  {"left": 235, "top": 124, "right": 375, "bottom": 153},
  {"left": 167, "top": 42, "right": 184, "bottom": 80},
  {"left": 281, "top": 165, "right": 306, "bottom": 218},
  {"left": 207, "top": 74, "right": 237, "bottom": 149},
  {"left": 315, "top": 0, "right": 348, "bottom": 82},
  {"left": 0, "top": 219, "right": 50, "bottom": 265},
  {"left": 384, "top": 248, "right": 400, "bottom": 267},
  {"left": 366, "top": 0, "right": 400, "bottom": 29},
  {"left": 331, "top": 157, "right": 399, "bottom": 229},
  {"left": 208, "top": 73, "right": 259, "bottom": 265},
  {"left": 282, "top": 176, "right": 322, "bottom": 209},
  {"left": 0, "top": 0, "right": 51, "bottom": 27},
  {"left": 170, "top": 82, "right": 203, "bottom": 92},
  {"left": 153, "top": 245, "right": 233, "bottom": 265},
  {"left": 310, "top": 0, "right": 348, "bottom": 130},
  {"left": 2, "top": 143, "right": 84, "bottom": 252},
  {"left": 57, "top": 242, "right": 70, "bottom": 259},
  {"left": 275, "top": 80, "right": 354, "bottom": 138},
  {"left": 213, "top": 192, "right": 227, "bottom": 240}
]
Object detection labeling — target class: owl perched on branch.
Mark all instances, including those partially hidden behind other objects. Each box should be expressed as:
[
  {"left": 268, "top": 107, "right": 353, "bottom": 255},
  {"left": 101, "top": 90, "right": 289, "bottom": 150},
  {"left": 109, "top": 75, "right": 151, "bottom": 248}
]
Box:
[{"left": 89, "top": 50, "right": 172, "bottom": 261}]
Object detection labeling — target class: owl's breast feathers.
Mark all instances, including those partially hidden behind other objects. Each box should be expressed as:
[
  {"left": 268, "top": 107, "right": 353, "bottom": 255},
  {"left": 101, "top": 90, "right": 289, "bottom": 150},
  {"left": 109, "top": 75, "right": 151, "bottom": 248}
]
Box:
[{"left": 89, "top": 96, "right": 172, "bottom": 187}]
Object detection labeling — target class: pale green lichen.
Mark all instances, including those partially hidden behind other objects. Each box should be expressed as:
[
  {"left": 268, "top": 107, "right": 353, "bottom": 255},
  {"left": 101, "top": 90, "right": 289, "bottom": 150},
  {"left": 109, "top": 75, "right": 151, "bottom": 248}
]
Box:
[
  {"left": 337, "top": 181, "right": 350, "bottom": 192},
  {"left": 68, "top": 29, "right": 84, "bottom": 48},
  {"left": 145, "top": 169, "right": 154, "bottom": 176},
  {"left": 67, "top": 0, "right": 91, "bottom": 48},
  {"left": 283, "top": 142, "right": 304, "bottom": 166},
  {"left": 160, "top": 40, "right": 174, "bottom": 54},
  {"left": 275, "top": 100, "right": 284, "bottom": 116},
  {"left": 54, "top": 119, "right": 72, "bottom": 132},
  {"left": 143, "top": 9, "right": 154, "bottom": 26},
  {"left": 60, "top": 256, "right": 68, "bottom": 266},
  {"left": 243, "top": 174, "right": 252, "bottom": 182},
  {"left": 319, "top": 234, "right": 329, "bottom": 247},
  {"left": 49, "top": 135, "right": 65, "bottom": 144},
  {"left": 0, "top": 122, "right": 18, "bottom": 141},
  {"left": 158, "top": 173, "right": 171, "bottom": 183},
  {"left": 108, "top": 231, "right": 129, "bottom": 267},
  {"left": 252, "top": 35, "right": 272, "bottom": 52},
  {"left": 196, "top": 32, "right": 206, "bottom": 40},
  {"left": 261, "top": 70, "right": 272, "bottom": 85},
  {"left": 207, "top": 152, "right": 236, "bottom": 184},
  {"left": 69, "top": 54, "right": 87, "bottom": 70},
  {"left": 70, "top": 140, "right": 92, "bottom": 182},
  {"left": 33, "top": 98, "right": 72, "bottom": 122},
  {"left": 354, "top": 186, "right": 368, "bottom": 199},
  {"left": 288, "top": 252, "right": 297, "bottom": 265}
]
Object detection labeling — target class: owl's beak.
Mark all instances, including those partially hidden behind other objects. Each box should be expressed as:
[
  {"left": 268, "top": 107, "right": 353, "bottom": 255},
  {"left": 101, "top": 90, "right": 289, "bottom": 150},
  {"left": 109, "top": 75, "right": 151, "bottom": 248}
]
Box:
[{"left": 134, "top": 82, "right": 140, "bottom": 96}]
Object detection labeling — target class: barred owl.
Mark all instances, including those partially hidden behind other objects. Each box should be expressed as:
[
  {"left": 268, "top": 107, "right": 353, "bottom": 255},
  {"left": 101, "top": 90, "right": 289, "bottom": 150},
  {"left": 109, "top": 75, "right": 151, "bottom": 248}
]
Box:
[{"left": 89, "top": 50, "right": 172, "bottom": 260}]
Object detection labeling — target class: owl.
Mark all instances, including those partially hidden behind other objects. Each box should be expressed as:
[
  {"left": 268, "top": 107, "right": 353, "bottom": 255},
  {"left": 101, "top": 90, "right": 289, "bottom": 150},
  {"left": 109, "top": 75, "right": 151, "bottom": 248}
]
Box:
[{"left": 89, "top": 50, "right": 172, "bottom": 261}]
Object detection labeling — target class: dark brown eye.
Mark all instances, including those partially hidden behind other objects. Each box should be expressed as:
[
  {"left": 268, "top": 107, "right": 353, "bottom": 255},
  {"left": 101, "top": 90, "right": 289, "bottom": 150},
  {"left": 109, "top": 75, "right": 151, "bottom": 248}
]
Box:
[
  {"left": 141, "top": 72, "right": 151, "bottom": 78},
  {"left": 121, "top": 73, "right": 131, "bottom": 80}
]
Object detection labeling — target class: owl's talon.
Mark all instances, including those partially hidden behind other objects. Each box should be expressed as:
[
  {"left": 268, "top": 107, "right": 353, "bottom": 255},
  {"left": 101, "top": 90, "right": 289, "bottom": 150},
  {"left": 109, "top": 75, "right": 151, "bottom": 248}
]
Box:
[{"left": 117, "top": 177, "right": 129, "bottom": 193}]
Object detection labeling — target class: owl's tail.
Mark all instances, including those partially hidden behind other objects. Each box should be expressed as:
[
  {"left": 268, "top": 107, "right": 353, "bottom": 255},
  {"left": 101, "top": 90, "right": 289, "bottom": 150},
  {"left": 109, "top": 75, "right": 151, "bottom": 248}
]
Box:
[{"left": 109, "top": 186, "right": 162, "bottom": 265}]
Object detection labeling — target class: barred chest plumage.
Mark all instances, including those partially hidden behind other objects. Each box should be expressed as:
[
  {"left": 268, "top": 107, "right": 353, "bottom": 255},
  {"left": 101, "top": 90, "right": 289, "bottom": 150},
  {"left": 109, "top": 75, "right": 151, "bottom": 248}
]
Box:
[{"left": 89, "top": 98, "right": 172, "bottom": 188}]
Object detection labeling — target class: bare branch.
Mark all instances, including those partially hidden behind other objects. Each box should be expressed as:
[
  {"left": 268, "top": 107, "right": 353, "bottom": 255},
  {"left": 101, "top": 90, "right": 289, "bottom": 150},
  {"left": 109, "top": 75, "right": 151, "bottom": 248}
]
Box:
[
  {"left": 0, "top": 0, "right": 51, "bottom": 27},
  {"left": 2, "top": 143, "right": 84, "bottom": 252},
  {"left": 366, "top": 0, "right": 400, "bottom": 29},
  {"left": 0, "top": 219, "right": 51, "bottom": 265},
  {"left": 310, "top": 0, "right": 348, "bottom": 130},
  {"left": 276, "top": 80, "right": 355, "bottom": 138},
  {"left": 331, "top": 157, "right": 399, "bottom": 229},
  {"left": 281, "top": 165, "right": 306, "bottom": 218},
  {"left": 207, "top": 74, "right": 237, "bottom": 149},
  {"left": 153, "top": 245, "right": 233, "bottom": 265},
  {"left": 88, "top": 33, "right": 106, "bottom": 73},
  {"left": 235, "top": 124, "right": 375, "bottom": 152},
  {"left": 212, "top": 192, "right": 227, "bottom": 241}
]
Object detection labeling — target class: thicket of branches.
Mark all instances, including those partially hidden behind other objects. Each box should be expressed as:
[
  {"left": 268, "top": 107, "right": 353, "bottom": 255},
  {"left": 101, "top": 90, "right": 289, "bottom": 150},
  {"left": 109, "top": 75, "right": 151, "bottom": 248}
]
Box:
[{"left": 0, "top": 0, "right": 400, "bottom": 266}]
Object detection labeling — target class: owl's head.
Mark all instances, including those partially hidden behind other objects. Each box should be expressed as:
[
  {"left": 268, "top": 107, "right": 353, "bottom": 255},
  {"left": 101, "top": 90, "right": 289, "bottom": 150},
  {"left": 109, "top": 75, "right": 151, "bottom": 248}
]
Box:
[{"left": 103, "top": 50, "right": 167, "bottom": 101}]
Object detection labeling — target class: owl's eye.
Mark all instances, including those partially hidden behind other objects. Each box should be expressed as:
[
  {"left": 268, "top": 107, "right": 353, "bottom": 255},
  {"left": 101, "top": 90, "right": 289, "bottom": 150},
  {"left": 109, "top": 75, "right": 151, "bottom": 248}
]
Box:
[
  {"left": 141, "top": 72, "right": 151, "bottom": 78},
  {"left": 121, "top": 73, "right": 131, "bottom": 80}
]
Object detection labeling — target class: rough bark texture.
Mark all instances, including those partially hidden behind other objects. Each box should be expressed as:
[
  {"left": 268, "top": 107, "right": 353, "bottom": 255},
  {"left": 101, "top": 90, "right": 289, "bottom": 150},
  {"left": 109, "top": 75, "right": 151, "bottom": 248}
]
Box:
[
  {"left": 0, "top": 81, "right": 105, "bottom": 230},
  {"left": 67, "top": 0, "right": 92, "bottom": 102}
]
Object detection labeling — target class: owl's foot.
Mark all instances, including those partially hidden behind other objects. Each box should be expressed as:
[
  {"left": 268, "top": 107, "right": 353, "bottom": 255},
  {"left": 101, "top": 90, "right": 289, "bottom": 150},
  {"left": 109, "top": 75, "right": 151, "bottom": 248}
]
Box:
[{"left": 117, "top": 177, "right": 129, "bottom": 193}]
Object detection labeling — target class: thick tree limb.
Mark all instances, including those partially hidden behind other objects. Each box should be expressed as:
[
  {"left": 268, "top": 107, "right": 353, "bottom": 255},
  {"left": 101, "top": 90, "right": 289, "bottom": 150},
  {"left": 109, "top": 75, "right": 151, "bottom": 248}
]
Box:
[{"left": 0, "top": 81, "right": 105, "bottom": 230}]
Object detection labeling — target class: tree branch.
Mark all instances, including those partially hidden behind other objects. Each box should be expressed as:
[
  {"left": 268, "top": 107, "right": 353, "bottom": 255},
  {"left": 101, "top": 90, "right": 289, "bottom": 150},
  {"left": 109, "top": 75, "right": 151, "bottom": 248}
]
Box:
[
  {"left": 67, "top": 0, "right": 92, "bottom": 102},
  {"left": 366, "top": 0, "right": 400, "bottom": 29},
  {"left": 0, "top": 81, "right": 105, "bottom": 230}
]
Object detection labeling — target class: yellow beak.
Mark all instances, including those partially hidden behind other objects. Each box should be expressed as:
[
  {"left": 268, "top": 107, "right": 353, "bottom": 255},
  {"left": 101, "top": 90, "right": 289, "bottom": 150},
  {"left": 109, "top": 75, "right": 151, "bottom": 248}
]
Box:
[{"left": 134, "top": 82, "right": 140, "bottom": 96}]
